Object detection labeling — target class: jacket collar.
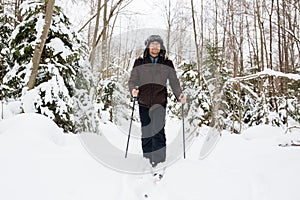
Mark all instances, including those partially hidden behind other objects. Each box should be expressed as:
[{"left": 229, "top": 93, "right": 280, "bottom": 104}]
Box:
[{"left": 143, "top": 55, "right": 164, "bottom": 64}]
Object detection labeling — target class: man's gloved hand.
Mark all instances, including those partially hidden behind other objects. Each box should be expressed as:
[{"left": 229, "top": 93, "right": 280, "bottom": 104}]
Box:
[
  {"left": 132, "top": 88, "right": 139, "bottom": 98},
  {"left": 179, "top": 94, "right": 186, "bottom": 104}
]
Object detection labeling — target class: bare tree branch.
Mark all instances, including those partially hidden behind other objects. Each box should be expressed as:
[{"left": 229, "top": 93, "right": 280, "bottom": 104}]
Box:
[{"left": 78, "top": 0, "right": 109, "bottom": 33}]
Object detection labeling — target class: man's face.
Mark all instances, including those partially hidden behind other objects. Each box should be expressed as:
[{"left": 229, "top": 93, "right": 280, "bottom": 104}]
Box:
[{"left": 149, "top": 41, "right": 161, "bottom": 57}]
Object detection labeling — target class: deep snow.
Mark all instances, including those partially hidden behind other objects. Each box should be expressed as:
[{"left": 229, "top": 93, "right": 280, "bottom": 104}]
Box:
[{"left": 0, "top": 113, "right": 300, "bottom": 200}]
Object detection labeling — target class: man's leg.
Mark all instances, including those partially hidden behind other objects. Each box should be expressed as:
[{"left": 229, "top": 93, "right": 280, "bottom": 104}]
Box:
[
  {"left": 149, "top": 105, "right": 166, "bottom": 167},
  {"left": 139, "top": 106, "right": 153, "bottom": 163}
]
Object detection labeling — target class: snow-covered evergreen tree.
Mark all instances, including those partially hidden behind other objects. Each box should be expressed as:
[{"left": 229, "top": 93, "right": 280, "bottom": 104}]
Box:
[
  {"left": 170, "top": 62, "right": 211, "bottom": 130},
  {"left": 287, "top": 97, "right": 300, "bottom": 124},
  {"left": 0, "top": 12, "right": 15, "bottom": 99},
  {"left": 202, "top": 42, "right": 230, "bottom": 129},
  {"left": 222, "top": 75, "right": 293, "bottom": 133},
  {"left": 2, "top": 0, "right": 96, "bottom": 132},
  {"left": 98, "top": 64, "right": 132, "bottom": 125},
  {"left": 73, "top": 59, "right": 100, "bottom": 133}
]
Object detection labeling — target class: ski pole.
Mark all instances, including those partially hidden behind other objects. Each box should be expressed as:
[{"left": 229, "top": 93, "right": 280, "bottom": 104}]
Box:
[
  {"left": 125, "top": 86, "right": 138, "bottom": 158},
  {"left": 182, "top": 103, "right": 186, "bottom": 159}
]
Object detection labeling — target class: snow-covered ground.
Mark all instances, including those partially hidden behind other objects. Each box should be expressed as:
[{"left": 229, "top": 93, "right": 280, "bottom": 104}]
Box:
[{"left": 0, "top": 112, "right": 300, "bottom": 200}]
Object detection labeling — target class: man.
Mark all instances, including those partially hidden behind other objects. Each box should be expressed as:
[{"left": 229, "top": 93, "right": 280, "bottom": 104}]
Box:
[{"left": 128, "top": 35, "right": 186, "bottom": 169}]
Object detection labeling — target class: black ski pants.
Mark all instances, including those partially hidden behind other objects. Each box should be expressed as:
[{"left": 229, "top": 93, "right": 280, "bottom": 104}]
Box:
[{"left": 139, "top": 105, "right": 166, "bottom": 167}]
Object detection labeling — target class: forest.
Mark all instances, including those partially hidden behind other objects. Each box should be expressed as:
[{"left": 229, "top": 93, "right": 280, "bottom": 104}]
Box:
[{"left": 0, "top": 0, "right": 299, "bottom": 134}]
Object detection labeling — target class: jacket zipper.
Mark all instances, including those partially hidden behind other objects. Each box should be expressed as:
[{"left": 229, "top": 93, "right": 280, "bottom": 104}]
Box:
[{"left": 150, "top": 65, "right": 154, "bottom": 107}]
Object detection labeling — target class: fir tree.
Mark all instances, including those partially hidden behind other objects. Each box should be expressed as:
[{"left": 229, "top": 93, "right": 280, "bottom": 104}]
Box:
[
  {"left": 99, "top": 63, "right": 131, "bottom": 125},
  {"left": 168, "top": 62, "right": 211, "bottom": 132},
  {"left": 0, "top": 12, "right": 15, "bottom": 99},
  {"left": 202, "top": 42, "right": 230, "bottom": 129},
  {"left": 3, "top": 0, "right": 94, "bottom": 132}
]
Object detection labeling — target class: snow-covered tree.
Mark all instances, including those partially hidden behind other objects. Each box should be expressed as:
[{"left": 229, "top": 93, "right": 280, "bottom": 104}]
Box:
[
  {"left": 183, "top": 63, "right": 211, "bottom": 128},
  {"left": 0, "top": 12, "right": 15, "bottom": 99},
  {"left": 221, "top": 72, "right": 300, "bottom": 133},
  {"left": 167, "top": 62, "right": 211, "bottom": 131},
  {"left": 3, "top": 0, "right": 94, "bottom": 132},
  {"left": 202, "top": 42, "right": 230, "bottom": 129},
  {"left": 73, "top": 59, "right": 100, "bottom": 133},
  {"left": 98, "top": 63, "right": 131, "bottom": 124}
]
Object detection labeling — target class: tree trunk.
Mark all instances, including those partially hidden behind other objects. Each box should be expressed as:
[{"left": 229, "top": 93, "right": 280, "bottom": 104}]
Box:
[
  {"left": 254, "top": 0, "right": 262, "bottom": 95},
  {"left": 90, "top": 0, "right": 102, "bottom": 70},
  {"left": 101, "top": 0, "right": 108, "bottom": 77},
  {"left": 191, "top": 0, "right": 201, "bottom": 86},
  {"left": 239, "top": 12, "right": 244, "bottom": 74},
  {"left": 200, "top": 0, "right": 204, "bottom": 88},
  {"left": 269, "top": 0, "right": 278, "bottom": 113},
  {"left": 15, "top": 0, "right": 23, "bottom": 27},
  {"left": 277, "top": 0, "right": 283, "bottom": 93},
  {"left": 212, "top": 0, "right": 221, "bottom": 128},
  {"left": 0, "top": 0, "right": 3, "bottom": 14},
  {"left": 166, "top": 0, "right": 171, "bottom": 56},
  {"left": 229, "top": 0, "right": 238, "bottom": 78},
  {"left": 282, "top": 0, "right": 289, "bottom": 93},
  {"left": 107, "top": 6, "right": 119, "bottom": 74},
  {"left": 27, "top": 0, "right": 55, "bottom": 90}
]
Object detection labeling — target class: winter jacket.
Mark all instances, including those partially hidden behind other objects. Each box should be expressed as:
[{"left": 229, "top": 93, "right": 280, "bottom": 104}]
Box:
[{"left": 128, "top": 56, "right": 182, "bottom": 108}]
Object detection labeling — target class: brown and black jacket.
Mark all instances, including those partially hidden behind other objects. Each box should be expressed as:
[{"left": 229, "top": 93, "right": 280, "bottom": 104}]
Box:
[{"left": 128, "top": 56, "right": 182, "bottom": 108}]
